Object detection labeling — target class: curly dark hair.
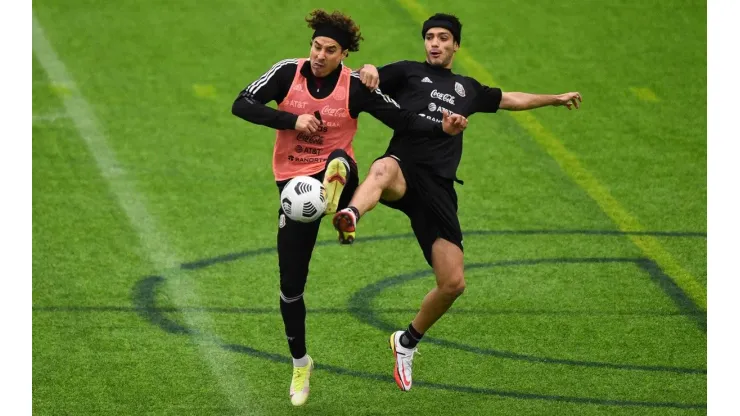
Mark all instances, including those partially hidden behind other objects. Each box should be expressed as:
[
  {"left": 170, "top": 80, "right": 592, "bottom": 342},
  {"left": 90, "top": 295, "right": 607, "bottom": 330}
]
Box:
[{"left": 305, "top": 9, "right": 363, "bottom": 52}]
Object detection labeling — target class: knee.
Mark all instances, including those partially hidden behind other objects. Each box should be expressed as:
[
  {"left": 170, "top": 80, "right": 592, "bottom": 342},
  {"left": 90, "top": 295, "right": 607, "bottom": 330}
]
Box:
[
  {"left": 280, "top": 283, "right": 305, "bottom": 303},
  {"left": 327, "top": 149, "right": 350, "bottom": 161},
  {"left": 369, "top": 160, "right": 398, "bottom": 184},
  {"left": 280, "top": 272, "right": 307, "bottom": 299},
  {"left": 439, "top": 275, "right": 466, "bottom": 298},
  {"left": 369, "top": 160, "right": 389, "bottom": 179}
]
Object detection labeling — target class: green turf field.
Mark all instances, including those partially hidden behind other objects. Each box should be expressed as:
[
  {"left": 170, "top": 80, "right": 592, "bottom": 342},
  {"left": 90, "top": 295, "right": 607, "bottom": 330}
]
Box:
[{"left": 32, "top": 0, "right": 707, "bottom": 414}]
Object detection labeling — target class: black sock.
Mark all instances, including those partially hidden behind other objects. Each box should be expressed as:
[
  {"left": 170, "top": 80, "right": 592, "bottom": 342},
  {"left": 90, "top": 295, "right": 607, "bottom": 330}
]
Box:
[
  {"left": 280, "top": 296, "right": 307, "bottom": 358},
  {"left": 347, "top": 205, "right": 361, "bottom": 223},
  {"left": 399, "top": 323, "right": 424, "bottom": 349}
]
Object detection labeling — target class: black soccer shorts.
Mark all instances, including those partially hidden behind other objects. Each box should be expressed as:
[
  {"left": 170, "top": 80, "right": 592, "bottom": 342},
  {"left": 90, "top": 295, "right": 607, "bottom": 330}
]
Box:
[{"left": 377, "top": 154, "right": 463, "bottom": 267}]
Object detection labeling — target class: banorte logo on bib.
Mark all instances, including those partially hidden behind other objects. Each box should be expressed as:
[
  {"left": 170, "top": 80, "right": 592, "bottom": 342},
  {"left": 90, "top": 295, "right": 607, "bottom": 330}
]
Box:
[
  {"left": 321, "top": 105, "right": 349, "bottom": 118},
  {"left": 431, "top": 89, "right": 456, "bottom": 105}
]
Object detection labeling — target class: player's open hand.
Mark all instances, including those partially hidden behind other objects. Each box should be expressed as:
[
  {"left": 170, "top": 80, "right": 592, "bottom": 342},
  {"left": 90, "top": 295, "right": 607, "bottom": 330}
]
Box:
[
  {"left": 294, "top": 114, "right": 322, "bottom": 133},
  {"left": 442, "top": 110, "right": 468, "bottom": 135},
  {"left": 555, "top": 92, "right": 583, "bottom": 110},
  {"left": 359, "top": 64, "right": 380, "bottom": 91}
]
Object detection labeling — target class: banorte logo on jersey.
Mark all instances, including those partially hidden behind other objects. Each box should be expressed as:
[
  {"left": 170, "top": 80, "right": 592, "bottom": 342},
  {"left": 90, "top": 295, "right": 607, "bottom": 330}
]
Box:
[
  {"left": 321, "top": 105, "right": 349, "bottom": 118},
  {"left": 430, "top": 89, "right": 455, "bottom": 105}
]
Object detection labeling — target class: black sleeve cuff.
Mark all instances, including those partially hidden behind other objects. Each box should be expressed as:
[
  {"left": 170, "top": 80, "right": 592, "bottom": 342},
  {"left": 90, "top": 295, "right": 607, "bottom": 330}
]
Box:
[{"left": 276, "top": 112, "right": 298, "bottom": 130}]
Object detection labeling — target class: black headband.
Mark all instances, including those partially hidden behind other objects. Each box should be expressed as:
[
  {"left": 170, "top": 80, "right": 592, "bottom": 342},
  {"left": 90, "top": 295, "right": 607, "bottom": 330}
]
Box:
[
  {"left": 421, "top": 19, "right": 461, "bottom": 45},
  {"left": 312, "top": 24, "right": 351, "bottom": 50}
]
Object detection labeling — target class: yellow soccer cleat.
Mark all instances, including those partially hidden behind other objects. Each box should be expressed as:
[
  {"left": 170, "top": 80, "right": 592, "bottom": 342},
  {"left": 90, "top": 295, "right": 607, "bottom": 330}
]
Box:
[
  {"left": 289, "top": 356, "right": 314, "bottom": 406},
  {"left": 323, "top": 158, "right": 349, "bottom": 215}
]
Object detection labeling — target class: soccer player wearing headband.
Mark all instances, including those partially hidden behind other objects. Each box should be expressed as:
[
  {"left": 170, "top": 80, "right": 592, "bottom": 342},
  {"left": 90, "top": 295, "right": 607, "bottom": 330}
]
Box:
[
  {"left": 231, "top": 9, "right": 468, "bottom": 406},
  {"left": 332, "top": 13, "right": 583, "bottom": 391}
]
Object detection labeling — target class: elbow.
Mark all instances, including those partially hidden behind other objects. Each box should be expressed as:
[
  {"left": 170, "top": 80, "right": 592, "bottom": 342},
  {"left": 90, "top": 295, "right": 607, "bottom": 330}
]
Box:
[
  {"left": 232, "top": 98, "right": 252, "bottom": 120},
  {"left": 231, "top": 99, "right": 242, "bottom": 117},
  {"left": 499, "top": 93, "right": 523, "bottom": 111}
]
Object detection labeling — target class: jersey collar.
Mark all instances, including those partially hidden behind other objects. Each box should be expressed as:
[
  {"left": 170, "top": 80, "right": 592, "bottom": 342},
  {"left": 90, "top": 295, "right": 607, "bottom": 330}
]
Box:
[{"left": 423, "top": 60, "right": 453, "bottom": 76}]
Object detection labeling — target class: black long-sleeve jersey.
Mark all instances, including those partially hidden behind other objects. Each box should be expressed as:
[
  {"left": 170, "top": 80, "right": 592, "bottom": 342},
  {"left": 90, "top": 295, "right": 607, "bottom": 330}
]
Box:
[
  {"left": 377, "top": 60, "right": 504, "bottom": 181},
  {"left": 232, "top": 59, "right": 447, "bottom": 138}
]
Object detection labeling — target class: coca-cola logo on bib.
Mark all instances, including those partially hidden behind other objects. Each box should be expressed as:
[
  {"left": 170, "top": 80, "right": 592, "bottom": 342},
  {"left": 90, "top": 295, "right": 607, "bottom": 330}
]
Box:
[{"left": 321, "top": 105, "right": 349, "bottom": 118}]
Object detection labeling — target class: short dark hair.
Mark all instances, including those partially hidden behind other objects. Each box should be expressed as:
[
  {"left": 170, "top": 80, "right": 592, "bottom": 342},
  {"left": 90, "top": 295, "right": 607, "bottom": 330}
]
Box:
[
  {"left": 306, "top": 9, "right": 363, "bottom": 52},
  {"left": 423, "top": 13, "right": 462, "bottom": 45}
]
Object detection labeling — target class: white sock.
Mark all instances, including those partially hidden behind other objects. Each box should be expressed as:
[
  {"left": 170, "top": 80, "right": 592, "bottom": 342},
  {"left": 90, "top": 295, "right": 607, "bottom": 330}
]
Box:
[{"left": 293, "top": 355, "right": 309, "bottom": 367}]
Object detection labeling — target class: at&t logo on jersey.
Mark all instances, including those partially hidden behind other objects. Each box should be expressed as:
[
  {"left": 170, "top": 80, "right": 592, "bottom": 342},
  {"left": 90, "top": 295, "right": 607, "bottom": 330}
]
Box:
[
  {"left": 286, "top": 100, "right": 308, "bottom": 109},
  {"left": 294, "top": 145, "right": 322, "bottom": 155},
  {"left": 430, "top": 89, "right": 456, "bottom": 105},
  {"left": 427, "top": 102, "right": 456, "bottom": 116}
]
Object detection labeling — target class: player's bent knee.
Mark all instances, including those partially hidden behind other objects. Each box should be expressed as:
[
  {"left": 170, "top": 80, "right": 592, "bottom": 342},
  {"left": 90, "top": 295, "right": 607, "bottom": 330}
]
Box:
[
  {"left": 368, "top": 160, "right": 389, "bottom": 182},
  {"left": 326, "top": 148, "right": 350, "bottom": 160},
  {"left": 369, "top": 159, "right": 399, "bottom": 185},
  {"left": 439, "top": 276, "right": 466, "bottom": 298}
]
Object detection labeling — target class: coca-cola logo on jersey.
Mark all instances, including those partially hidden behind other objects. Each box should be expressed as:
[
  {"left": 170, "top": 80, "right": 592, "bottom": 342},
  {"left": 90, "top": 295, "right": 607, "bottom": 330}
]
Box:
[
  {"left": 430, "top": 89, "right": 456, "bottom": 105},
  {"left": 297, "top": 132, "right": 324, "bottom": 145},
  {"left": 321, "top": 105, "right": 349, "bottom": 118}
]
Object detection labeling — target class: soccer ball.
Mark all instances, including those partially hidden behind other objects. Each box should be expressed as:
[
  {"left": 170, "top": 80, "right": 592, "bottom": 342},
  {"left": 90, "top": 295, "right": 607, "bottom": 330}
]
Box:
[{"left": 280, "top": 176, "right": 327, "bottom": 223}]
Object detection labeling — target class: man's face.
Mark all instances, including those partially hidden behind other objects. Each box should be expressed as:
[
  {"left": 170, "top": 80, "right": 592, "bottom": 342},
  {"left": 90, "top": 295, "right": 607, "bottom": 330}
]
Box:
[
  {"left": 424, "top": 28, "right": 458, "bottom": 68},
  {"left": 309, "top": 36, "right": 346, "bottom": 77}
]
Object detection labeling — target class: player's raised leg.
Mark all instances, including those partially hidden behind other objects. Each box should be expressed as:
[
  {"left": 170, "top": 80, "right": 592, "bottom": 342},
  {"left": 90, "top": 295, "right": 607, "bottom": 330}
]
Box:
[
  {"left": 323, "top": 149, "right": 354, "bottom": 215},
  {"left": 333, "top": 156, "right": 406, "bottom": 244}
]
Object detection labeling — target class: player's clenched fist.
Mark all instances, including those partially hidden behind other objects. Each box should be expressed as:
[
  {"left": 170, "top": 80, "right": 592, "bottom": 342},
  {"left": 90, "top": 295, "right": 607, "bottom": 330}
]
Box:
[{"left": 294, "top": 114, "right": 322, "bottom": 133}]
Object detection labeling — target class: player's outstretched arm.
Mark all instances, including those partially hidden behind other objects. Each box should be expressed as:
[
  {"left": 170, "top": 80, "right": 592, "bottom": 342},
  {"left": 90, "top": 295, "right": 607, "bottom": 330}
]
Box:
[
  {"left": 500, "top": 91, "right": 583, "bottom": 111},
  {"left": 468, "top": 78, "right": 582, "bottom": 114}
]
